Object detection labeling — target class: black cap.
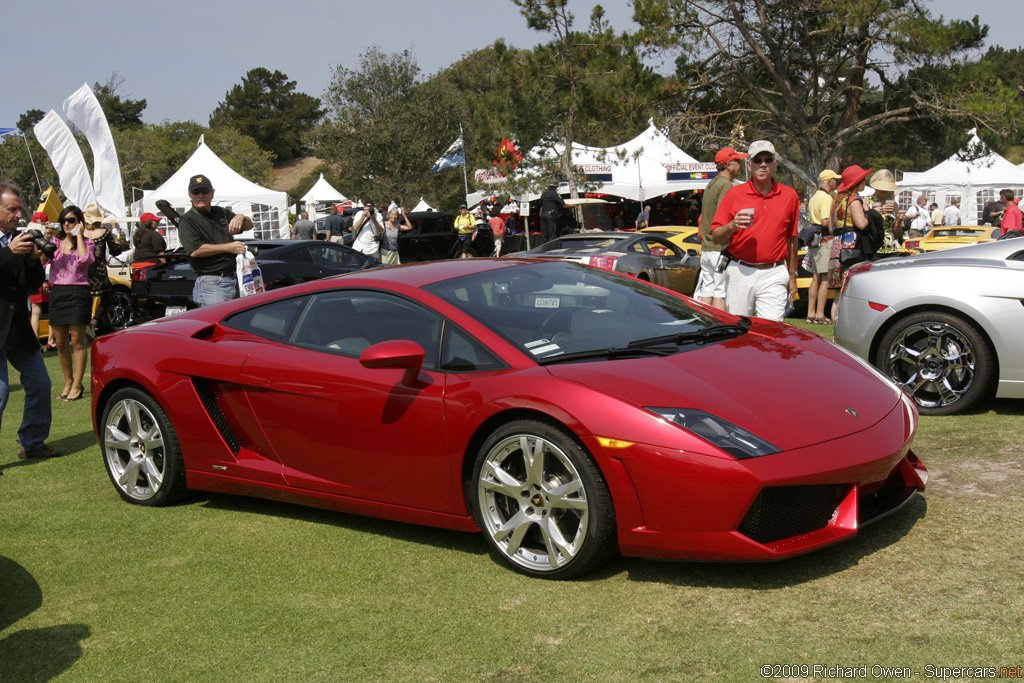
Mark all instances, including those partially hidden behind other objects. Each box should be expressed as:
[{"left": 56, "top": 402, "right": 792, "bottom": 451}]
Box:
[{"left": 188, "top": 174, "right": 214, "bottom": 193}]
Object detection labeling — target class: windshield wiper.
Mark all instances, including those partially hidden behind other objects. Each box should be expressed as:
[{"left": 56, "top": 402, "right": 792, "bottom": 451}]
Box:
[
  {"left": 626, "top": 318, "right": 752, "bottom": 349},
  {"left": 536, "top": 345, "right": 677, "bottom": 365}
]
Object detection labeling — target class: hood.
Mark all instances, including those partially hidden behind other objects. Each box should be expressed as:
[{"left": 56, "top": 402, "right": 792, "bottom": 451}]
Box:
[{"left": 543, "top": 327, "right": 900, "bottom": 451}]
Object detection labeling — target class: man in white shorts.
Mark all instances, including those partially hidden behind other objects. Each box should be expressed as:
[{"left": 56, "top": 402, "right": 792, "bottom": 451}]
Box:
[
  {"left": 695, "top": 147, "right": 747, "bottom": 309},
  {"left": 710, "top": 141, "right": 800, "bottom": 321}
]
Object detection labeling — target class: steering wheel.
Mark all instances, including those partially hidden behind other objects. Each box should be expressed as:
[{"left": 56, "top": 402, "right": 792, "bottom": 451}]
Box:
[{"left": 537, "top": 309, "right": 574, "bottom": 344}]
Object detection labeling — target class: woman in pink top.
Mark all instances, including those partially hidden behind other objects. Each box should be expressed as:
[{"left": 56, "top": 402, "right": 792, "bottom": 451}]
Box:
[{"left": 45, "top": 206, "right": 95, "bottom": 401}]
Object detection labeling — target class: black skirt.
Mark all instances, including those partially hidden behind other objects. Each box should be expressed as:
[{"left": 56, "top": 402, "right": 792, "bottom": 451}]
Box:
[{"left": 49, "top": 284, "right": 92, "bottom": 326}]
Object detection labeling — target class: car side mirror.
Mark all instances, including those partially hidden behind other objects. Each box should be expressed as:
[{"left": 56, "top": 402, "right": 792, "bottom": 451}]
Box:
[{"left": 359, "top": 340, "right": 425, "bottom": 387}]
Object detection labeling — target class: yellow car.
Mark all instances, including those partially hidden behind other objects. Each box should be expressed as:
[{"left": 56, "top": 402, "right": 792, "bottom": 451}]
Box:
[
  {"left": 903, "top": 226, "right": 1000, "bottom": 253},
  {"left": 639, "top": 226, "right": 702, "bottom": 256}
]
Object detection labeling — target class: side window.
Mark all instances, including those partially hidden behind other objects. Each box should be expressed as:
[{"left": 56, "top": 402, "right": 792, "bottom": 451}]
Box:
[
  {"left": 628, "top": 240, "right": 648, "bottom": 254},
  {"left": 308, "top": 244, "right": 356, "bottom": 266},
  {"left": 441, "top": 323, "right": 506, "bottom": 373},
  {"left": 290, "top": 290, "right": 441, "bottom": 370},
  {"left": 286, "top": 247, "right": 313, "bottom": 264},
  {"left": 223, "top": 296, "right": 309, "bottom": 341}
]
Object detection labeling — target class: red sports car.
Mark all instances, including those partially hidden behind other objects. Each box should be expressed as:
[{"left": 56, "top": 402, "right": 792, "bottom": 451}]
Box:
[{"left": 91, "top": 259, "right": 927, "bottom": 579}]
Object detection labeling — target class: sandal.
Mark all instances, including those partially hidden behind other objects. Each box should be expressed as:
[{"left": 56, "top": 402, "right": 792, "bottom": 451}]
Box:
[{"left": 821, "top": 317, "right": 833, "bottom": 325}]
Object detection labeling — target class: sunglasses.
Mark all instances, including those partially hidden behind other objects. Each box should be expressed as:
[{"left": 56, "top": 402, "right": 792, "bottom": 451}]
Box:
[
  {"left": 751, "top": 155, "right": 775, "bottom": 165},
  {"left": 62, "top": 217, "right": 80, "bottom": 225},
  {"left": 190, "top": 188, "right": 212, "bottom": 196}
]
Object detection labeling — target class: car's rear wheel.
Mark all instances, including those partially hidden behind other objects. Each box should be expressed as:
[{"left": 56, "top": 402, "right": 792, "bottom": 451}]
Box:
[
  {"left": 101, "top": 286, "right": 134, "bottom": 332},
  {"left": 471, "top": 419, "right": 616, "bottom": 579},
  {"left": 101, "top": 387, "right": 187, "bottom": 506},
  {"left": 876, "top": 311, "right": 995, "bottom": 415}
]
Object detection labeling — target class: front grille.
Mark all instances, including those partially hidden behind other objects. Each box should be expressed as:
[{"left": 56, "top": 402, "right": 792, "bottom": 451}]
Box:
[{"left": 738, "top": 484, "right": 850, "bottom": 544}]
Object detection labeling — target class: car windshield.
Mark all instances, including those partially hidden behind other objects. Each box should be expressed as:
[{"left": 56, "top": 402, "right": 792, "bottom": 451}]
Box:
[{"left": 424, "top": 261, "right": 732, "bottom": 363}]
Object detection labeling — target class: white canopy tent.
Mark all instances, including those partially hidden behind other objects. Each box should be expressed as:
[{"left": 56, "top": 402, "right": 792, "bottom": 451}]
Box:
[
  {"left": 520, "top": 122, "right": 716, "bottom": 202},
  {"left": 411, "top": 197, "right": 436, "bottom": 212},
  {"left": 299, "top": 173, "right": 349, "bottom": 220},
  {"left": 898, "top": 132, "right": 1024, "bottom": 225},
  {"left": 131, "top": 139, "right": 289, "bottom": 247}
]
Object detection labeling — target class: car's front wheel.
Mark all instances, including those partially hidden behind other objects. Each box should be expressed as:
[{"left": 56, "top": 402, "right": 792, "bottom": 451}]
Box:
[
  {"left": 101, "top": 387, "right": 187, "bottom": 505},
  {"left": 470, "top": 419, "right": 616, "bottom": 579},
  {"left": 876, "top": 311, "right": 995, "bottom": 415}
]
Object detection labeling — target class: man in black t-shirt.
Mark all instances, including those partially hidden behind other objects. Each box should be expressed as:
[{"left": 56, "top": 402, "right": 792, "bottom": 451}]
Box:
[
  {"left": 177, "top": 174, "right": 253, "bottom": 307},
  {"left": 324, "top": 204, "right": 347, "bottom": 243}
]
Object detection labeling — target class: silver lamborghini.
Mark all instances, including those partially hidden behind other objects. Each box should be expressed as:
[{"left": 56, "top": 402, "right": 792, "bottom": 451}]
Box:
[{"left": 833, "top": 237, "right": 1024, "bottom": 415}]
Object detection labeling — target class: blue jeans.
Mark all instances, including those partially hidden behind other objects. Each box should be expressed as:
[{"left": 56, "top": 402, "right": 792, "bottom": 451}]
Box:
[
  {"left": 0, "top": 327, "right": 52, "bottom": 450},
  {"left": 193, "top": 275, "right": 237, "bottom": 307}
]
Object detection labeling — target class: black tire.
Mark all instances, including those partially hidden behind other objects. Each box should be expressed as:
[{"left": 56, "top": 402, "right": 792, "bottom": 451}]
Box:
[
  {"left": 101, "top": 286, "right": 134, "bottom": 333},
  {"left": 469, "top": 419, "right": 616, "bottom": 579},
  {"left": 875, "top": 311, "right": 995, "bottom": 415},
  {"left": 100, "top": 387, "right": 188, "bottom": 506}
]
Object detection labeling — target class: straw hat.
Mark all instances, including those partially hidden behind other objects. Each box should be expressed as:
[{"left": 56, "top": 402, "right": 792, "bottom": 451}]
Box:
[
  {"left": 869, "top": 169, "right": 899, "bottom": 192},
  {"left": 837, "top": 165, "right": 874, "bottom": 193},
  {"left": 83, "top": 204, "right": 105, "bottom": 225}
]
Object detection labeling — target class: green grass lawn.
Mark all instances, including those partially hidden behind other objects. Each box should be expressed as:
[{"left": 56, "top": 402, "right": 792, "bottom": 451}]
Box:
[{"left": 1, "top": 344, "right": 1022, "bottom": 682}]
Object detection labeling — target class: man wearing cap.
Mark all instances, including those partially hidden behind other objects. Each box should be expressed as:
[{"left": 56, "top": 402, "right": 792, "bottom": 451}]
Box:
[
  {"left": 696, "top": 147, "right": 747, "bottom": 309},
  {"left": 177, "top": 174, "right": 253, "bottom": 307},
  {"left": 710, "top": 140, "right": 800, "bottom": 321},
  {"left": 351, "top": 201, "right": 384, "bottom": 260},
  {"left": 0, "top": 182, "right": 62, "bottom": 462},
  {"left": 454, "top": 204, "right": 477, "bottom": 258},
  {"left": 539, "top": 183, "right": 564, "bottom": 244},
  {"left": 804, "top": 169, "right": 841, "bottom": 324}
]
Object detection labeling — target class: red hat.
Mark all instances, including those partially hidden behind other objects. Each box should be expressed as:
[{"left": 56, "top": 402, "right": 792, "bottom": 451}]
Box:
[
  {"left": 31, "top": 211, "right": 49, "bottom": 223},
  {"left": 139, "top": 212, "right": 161, "bottom": 223},
  {"left": 715, "top": 147, "right": 748, "bottom": 165},
  {"left": 837, "top": 164, "right": 874, "bottom": 193}
]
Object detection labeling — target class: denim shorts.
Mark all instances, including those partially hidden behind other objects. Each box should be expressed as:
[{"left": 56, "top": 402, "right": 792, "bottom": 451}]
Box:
[{"left": 193, "top": 275, "right": 237, "bottom": 307}]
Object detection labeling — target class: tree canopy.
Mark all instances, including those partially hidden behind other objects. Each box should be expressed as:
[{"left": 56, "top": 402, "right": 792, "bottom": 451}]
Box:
[
  {"left": 632, "top": 0, "right": 990, "bottom": 188},
  {"left": 210, "top": 68, "right": 323, "bottom": 163}
]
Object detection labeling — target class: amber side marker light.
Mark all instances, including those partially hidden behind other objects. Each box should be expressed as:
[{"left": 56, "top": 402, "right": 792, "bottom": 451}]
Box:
[{"left": 595, "top": 437, "right": 635, "bottom": 449}]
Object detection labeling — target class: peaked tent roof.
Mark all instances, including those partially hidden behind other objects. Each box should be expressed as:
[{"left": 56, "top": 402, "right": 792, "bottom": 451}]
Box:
[
  {"left": 135, "top": 139, "right": 289, "bottom": 241},
  {"left": 899, "top": 131, "right": 1024, "bottom": 224},
  {"left": 520, "top": 122, "right": 714, "bottom": 202},
  {"left": 412, "top": 197, "right": 436, "bottom": 212},
  {"left": 300, "top": 173, "right": 349, "bottom": 219}
]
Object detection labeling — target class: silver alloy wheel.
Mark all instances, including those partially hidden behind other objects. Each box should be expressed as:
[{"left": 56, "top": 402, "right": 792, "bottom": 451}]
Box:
[
  {"left": 477, "top": 433, "right": 590, "bottom": 573},
  {"left": 104, "top": 398, "right": 168, "bottom": 501},
  {"left": 884, "top": 321, "right": 976, "bottom": 409}
]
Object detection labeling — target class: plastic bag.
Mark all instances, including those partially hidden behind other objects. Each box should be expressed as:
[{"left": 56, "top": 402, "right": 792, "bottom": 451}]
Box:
[{"left": 235, "top": 248, "right": 265, "bottom": 297}]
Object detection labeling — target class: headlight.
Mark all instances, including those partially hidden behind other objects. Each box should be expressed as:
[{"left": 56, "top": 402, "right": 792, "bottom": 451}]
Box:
[{"left": 645, "top": 407, "right": 780, "bottom": 459}]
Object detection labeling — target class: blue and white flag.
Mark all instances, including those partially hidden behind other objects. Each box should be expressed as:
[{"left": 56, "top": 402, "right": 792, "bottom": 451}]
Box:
[
  {"left": 0, "top": 128, "right": 17, "bottom": 135},
  {"left": 431, "top": 135, "right": 465, "bottom": 172}
]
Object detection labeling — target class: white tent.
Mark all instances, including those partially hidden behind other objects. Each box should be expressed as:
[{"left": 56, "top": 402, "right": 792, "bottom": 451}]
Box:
[
  {"left": 300, "top": 173, "right": 349, "bottom": 220},
  {"left": 898, "top": 131, "right": 1024, "bottom": 225},
  {"left": 521, "top": 122, "right": 716, "bottom": 202},
  {"left": 131, "top": 139, "right": 289, "bottom": 247},
  {"left": 411, "top": 197, "right": 436, "bottom": 212}
]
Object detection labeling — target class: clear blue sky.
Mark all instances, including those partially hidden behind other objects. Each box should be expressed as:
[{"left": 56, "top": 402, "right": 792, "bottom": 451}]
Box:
[{"left": 4, "top": 0, "right": 1019, "bottom": 128}]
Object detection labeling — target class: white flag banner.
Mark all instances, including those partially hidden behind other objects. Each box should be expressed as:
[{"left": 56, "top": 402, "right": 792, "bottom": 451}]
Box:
[
  {"left": 33, "top": 110, "right": 99, "bottom": 209},
  {"left": 64, "top": 82, "right": 126, "bottom": 216},
  {"left": 431, "top": 135, "right": 465, "bottom": 172}
]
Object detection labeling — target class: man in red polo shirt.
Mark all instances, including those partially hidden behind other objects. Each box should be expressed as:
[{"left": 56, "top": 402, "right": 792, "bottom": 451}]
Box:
[{"left": 709, "top": 140, "right": 800, "bottom": 321}]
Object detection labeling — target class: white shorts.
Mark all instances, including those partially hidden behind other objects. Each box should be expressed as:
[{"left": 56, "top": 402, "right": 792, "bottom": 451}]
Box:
[
  {"left": 724, "top": 261, "right": 790, "bottom": 321},
  {"left": 695, "top": 250, "right": 726, "bottom": 299}
]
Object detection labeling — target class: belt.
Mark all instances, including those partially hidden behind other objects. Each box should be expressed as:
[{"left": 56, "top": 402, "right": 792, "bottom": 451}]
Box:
[
  {"left": 734, "top": 259, "right": 785, "bottom": 270},
  {"left": 199, "top": 271, "right": 235, "bottom": 278}
]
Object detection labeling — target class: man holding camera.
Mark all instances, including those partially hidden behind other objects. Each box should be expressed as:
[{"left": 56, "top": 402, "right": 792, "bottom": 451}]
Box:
[{"left": 0, "top": 182, "right": 61, "bottom": 462}]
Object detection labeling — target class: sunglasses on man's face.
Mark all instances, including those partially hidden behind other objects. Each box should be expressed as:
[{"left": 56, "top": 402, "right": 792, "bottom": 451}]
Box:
[
  {"left": 751, "top": 155, "right": 775, "bottom": 165},
  {"left": 191, "top": 188, "right": 212, "bottom": 196}
]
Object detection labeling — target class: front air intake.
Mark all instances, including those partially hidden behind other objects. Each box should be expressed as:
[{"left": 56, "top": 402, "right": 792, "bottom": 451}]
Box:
[{"left": 738, "top": 484, "right": 850, "bottom": 544}]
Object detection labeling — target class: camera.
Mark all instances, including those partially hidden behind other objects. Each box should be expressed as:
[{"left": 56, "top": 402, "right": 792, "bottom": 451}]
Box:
[{"left": 23, "top": 229, "right": 57, "bottom": 258}]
